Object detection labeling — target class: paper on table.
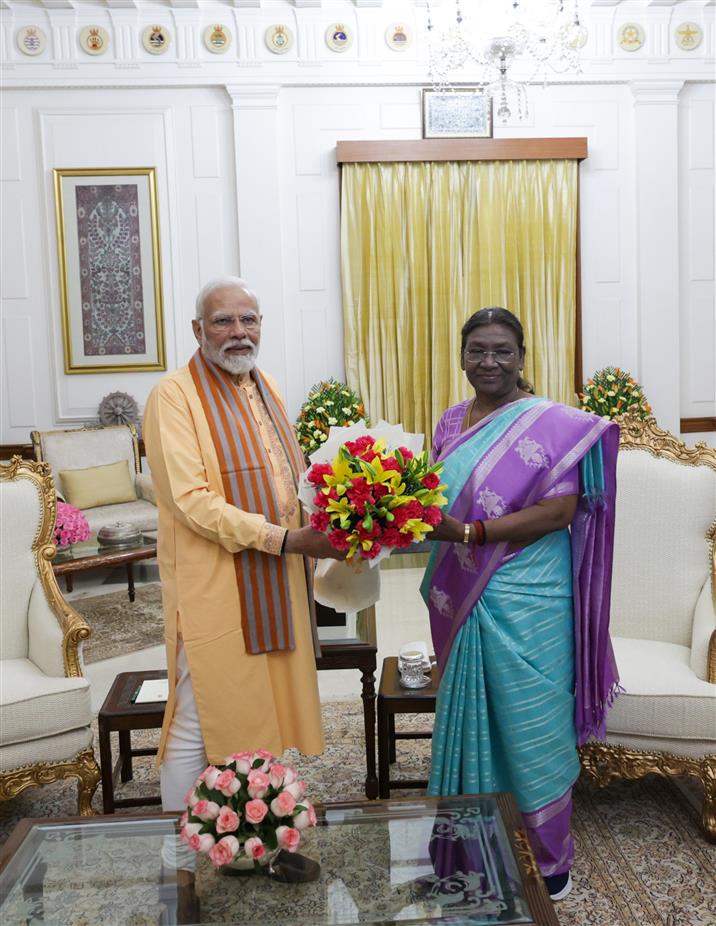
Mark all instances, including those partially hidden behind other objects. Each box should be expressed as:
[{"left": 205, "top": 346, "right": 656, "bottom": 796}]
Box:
[{"left": 134, "top": 678, "right": 169, "bottom": 704}]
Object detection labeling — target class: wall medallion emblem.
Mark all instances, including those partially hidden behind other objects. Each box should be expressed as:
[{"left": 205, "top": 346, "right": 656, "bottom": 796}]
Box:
[
  {"left": 385, "top": 24, "right": 412, "bottom": 52},
  {"left": 80, "top": 25, "right": 110, "bottom": 56},
  {"left": 617, "top": 22, "right": 645, "bottom": 52},
  {"left": 325, "top": 23, "right": 353, "bottom": 53},
  {"left": 142, "top": 24, "right": 171, "bottom": 56},
  {"left": 674, "top": 22, "right": 702, "bottom": 51},
  {"left": 204, "top": 24, "right": 232, "bottom": 55},
  {"left": 16, "top": 25, "right": 47, "bottom": 56},
  {"left": 265, "top": 24, "right": 294, "bottom": 55}
]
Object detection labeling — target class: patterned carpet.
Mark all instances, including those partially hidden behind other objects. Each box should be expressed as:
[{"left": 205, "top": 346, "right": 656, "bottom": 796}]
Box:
[
  {"left": 1, "top": 701, "right": 714, "bottom": 925},
  {"left": 72, "top": 584, "right": 165, "bottom": 663}
]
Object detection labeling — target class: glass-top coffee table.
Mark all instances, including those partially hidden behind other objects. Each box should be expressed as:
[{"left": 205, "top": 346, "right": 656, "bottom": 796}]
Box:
[
  {"left": 0, "top": 794, "right": 558, "bottom": 925},
  {"left": 52, "top": 535, "right": 157, "bottom": 602}
]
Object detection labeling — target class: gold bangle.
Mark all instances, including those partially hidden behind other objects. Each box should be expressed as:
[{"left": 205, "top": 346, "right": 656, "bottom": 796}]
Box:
[{"left": 463, "top": 523, "right": 471, "bottom": 544}]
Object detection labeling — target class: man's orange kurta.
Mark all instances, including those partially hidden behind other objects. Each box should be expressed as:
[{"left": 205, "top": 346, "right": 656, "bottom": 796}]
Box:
[{"left": 143, "top": 365, "right": 324, "bottom": 765}]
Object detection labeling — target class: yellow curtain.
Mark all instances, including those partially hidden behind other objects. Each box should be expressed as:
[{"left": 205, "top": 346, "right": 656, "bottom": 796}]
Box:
[{"left": 340, "top": 159, "right": 578, "bottom": 444}]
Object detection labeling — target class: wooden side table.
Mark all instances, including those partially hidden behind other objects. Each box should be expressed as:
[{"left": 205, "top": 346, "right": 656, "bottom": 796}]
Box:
[
  {"left": 377, "top": 655, "right": 438, "bottom": 799},
  {"left": 97, "top": 670, "right": 167, "bottom": 814}
]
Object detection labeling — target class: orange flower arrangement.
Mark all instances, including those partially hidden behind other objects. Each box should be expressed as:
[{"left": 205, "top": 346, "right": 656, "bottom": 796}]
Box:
[
  {"left": 579, "top": 367, "right": 652, "bottom": 419},
  {"left": 295, "top": 380, "right": 367, "bottom": 456}
]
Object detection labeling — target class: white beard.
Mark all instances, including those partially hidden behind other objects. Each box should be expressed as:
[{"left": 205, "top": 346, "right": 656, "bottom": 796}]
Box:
[{"left": 201, "top": 336, "right": 258, "bottom": 375}]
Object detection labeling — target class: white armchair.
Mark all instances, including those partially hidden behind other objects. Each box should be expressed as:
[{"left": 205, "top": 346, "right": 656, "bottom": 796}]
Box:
[
  {"left": 580, "top": 412, "right": 716, "bottom": 841},
  {"left": 31, "top": 423, "right": 157, "bottom": 536},
  {"left": 0, "top": 457, "right": 100, "bottom": 814}
]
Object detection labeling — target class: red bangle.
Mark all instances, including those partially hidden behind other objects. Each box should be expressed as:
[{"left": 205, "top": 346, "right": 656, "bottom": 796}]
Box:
[{"left": 473, "top": 520, "right": 486, "bottom": 546}]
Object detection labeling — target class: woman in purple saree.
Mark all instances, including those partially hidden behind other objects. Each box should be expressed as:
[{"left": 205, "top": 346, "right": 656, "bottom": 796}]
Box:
[{"left": 424, "top": 308, "right": 620, "bottom": 901}]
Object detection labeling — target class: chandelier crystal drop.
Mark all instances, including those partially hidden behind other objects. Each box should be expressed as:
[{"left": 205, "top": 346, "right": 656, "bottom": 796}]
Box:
[{"left": 425, "top": 0, "right": 586, "bottom": 122}]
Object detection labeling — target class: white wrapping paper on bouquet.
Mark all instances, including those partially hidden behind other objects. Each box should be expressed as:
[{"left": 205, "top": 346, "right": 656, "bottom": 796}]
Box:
[{"left": 299, "top": 420, "right": 425, "bottom": 612}]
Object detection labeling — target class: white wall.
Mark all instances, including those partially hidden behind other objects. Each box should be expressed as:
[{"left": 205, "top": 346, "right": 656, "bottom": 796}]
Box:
[{"left": 1, "top": 0, "right": 714, "bottom": 446}]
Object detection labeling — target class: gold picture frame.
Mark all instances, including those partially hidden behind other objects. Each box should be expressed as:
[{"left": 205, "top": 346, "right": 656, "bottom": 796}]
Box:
[
  {"left": 53, "top": 166, "right": 166, "bottom": 374},
  {"left": 422, "top": 88, "right": 493, "bottom": 139}
]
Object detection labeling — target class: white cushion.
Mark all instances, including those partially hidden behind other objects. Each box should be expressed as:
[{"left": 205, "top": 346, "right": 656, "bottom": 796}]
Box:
[
  {"left": 0, "top": 659, "right": 92, "bottom": 746},
  {"left": 38, "top": 426, "right": 138, "bottom": 494},
  {"left": 610, "top": 451, "right": 716, "bottom": 646},
  {"left": 608, "top": 637, "right": 716, "bottom": 742},
  {"left": 83, "top": 498, "right": 158, "bottom": 533},
  {"left": 27, "top": 579, "right": 66, "bottom": 678},
  {"left": 0, "top": 726, "right": 93, "bottom": 773},
  {"left": 135, "top": 472, "right": 156, "bottom": 506},
  {"left": 0, "top": 477, "right": 43, "bottom": 659}
]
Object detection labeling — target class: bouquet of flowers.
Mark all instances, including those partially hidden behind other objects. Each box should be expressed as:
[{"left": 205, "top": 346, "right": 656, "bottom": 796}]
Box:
[
  {"left": 181, "top": 750, "right": 317, "bottom": 869},
  {"left": 301, "top": 432, "right": 447, "bottom": 564},
  {"left": 579, "top": 367, "right": 652, "bottom": 420},
  {"left": 54, "top": 501, "right": 90, "bottom": 548},
  {"left": 295, "top": 379, "right": 367, "bottom": 457}
]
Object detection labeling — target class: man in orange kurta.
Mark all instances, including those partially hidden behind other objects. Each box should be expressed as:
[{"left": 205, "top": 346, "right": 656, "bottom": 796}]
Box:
[{"left": 143, "top": 277, "right": 342, "bottom": 874}]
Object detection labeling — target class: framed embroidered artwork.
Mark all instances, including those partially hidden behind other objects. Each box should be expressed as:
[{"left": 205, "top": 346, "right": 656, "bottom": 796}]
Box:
[
  {"left": 53, "top": 167, "right": 166, "bottom": 374},
  {"left": 422, "top": 88, "right": 493, "bottom": 139}
]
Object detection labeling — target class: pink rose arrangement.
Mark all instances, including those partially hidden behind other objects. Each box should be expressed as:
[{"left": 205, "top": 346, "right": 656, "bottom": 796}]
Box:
[
  {"left": 305, "top": 436, "right": 447, "bottom": 561},
  {"left": 54, "top": 500, "right": 90, "bottom": 547},
  {"left": 181, "top": 750, "right": 317, "bottom": 868}
]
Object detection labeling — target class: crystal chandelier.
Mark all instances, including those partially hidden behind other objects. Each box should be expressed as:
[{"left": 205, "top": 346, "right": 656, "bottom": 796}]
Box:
[{"left": 425, "top": 1, "right": 587, "bottom": 122}]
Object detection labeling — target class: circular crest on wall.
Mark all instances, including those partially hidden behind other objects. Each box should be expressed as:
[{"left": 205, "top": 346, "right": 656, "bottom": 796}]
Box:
[
  {"left": 142, "top": 24, "right": 171, "bottom": 56},
  {"left": 203, "top": 23, "right": 232, "bottom": 54},
  {"left": 265, "top": 24, "right": 293, "bottom": 55},
  {"left": 98, "top": 392, "right": 139, "bottom": 428},
  {"left": 565, "top": 22, "right": 588, "bottom": 50},
  {"left": 325, "top": 23, "right": 353, "bottom": 53},
  {"left": 385, "top": 24, "right": 412, "bottom": 52},
  {"left": 674, "top": 22, "right": 702, "bottom": 51},
  {"left": 16, "top": 25, "right": 47, "bottom": 56},
  {"left": 80, "top": 25, "right": 110, "bottom": 56},
  {"left": 617, "top": 22, "right": 645, "bottom": 52}
]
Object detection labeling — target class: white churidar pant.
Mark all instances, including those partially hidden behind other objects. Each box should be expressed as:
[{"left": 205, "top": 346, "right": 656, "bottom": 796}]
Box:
[{"left": 160, "top": 641, "right": 207, "bottom": 871}]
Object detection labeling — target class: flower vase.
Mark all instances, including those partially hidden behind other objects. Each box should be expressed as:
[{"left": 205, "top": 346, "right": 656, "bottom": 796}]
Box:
[{"left": 222, "top": 848, "right": 320, "bottom": 883}]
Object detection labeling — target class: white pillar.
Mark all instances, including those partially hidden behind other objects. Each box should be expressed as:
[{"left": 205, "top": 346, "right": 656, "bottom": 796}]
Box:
[
  {"left": 631, "top": 80, "right": 684, "bottom": 433},
  {"left": 225, "top": 84, "right": 288, "bottom": 398}
]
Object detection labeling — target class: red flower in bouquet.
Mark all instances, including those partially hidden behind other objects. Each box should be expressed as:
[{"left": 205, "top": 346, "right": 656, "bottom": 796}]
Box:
[
  {"left": 54, "top": 501, "right": 90, "bottom": 547},
  {"left": 304, "top": 437, "right": 447, "bottom": 561},
  {"left": 182, "top": 751, "right": 317, "bottom": 868}
]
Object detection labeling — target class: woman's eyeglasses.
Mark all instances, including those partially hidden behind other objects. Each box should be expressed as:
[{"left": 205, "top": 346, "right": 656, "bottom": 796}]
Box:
[{"left": 464, "top": 349, "right": 517, "bottom": 365}]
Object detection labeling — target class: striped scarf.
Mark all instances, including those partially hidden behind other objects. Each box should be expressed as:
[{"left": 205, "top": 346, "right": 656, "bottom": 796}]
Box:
[{"left": 189, "top": 349, "right": 309, "bottom": 655}]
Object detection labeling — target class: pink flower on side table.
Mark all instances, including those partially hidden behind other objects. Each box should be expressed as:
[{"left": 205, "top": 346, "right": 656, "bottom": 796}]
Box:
[{"left": 54, "top": 501, "right": 90, "bottom": 548}]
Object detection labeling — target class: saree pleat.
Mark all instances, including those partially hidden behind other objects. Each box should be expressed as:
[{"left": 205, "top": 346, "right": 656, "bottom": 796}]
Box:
[{"left": 428, "top": 531, "right": 580, "bottom": 813}]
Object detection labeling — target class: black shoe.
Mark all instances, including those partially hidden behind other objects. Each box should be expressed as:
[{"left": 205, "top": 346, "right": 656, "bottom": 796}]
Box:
[{"left": 544, "top": 870, "right": 572, "bottom": 901}]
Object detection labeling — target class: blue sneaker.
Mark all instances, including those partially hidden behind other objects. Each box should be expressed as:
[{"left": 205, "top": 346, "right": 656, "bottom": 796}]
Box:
[{"left": 544, "top": 870, "right": 572, "bottom": 901}]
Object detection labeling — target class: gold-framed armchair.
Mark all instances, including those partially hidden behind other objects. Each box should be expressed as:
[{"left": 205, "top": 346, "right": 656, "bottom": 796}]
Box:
[
  {"left": 0, "top": 457, "right": 100, "bottom": 814},
  {"left": 579, "top": 411, "right": 716, "bottom": 841}
]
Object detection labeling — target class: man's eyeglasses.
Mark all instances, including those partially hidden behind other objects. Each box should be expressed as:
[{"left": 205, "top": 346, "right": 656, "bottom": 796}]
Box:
[
  {"left": 206, "top": 314, "right": 261, "bottom": 331},
  {"left": 464, "top": 349, "right": 517, "bottom": 365}
]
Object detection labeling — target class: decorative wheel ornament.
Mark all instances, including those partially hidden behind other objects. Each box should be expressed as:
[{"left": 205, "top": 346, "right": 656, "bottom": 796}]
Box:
[{"left": 98, "top": 391, "right": 139, "bottom": 427}]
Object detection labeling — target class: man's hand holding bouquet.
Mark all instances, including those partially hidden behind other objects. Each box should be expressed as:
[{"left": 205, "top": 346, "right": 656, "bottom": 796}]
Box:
[{"left": 298, "top": 421, "right": 448, "bottom": 611}]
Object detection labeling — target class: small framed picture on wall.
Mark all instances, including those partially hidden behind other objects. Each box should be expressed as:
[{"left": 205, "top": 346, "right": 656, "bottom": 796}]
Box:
[
  {"left": 422, "top": 88, "right": 493, "bottom": 139},
  {"left": 53, "top": 166, "right": 166, "bottom": 374}
]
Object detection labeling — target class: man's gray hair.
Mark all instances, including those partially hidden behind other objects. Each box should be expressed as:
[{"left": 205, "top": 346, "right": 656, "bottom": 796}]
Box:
[{"left": 195, "top": 276, "right": 260, "bottom": 320}]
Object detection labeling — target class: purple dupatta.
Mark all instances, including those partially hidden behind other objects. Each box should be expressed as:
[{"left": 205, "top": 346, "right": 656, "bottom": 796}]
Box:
[{"left": 424, "top": 398, "right": 620, "bottom": 745}]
